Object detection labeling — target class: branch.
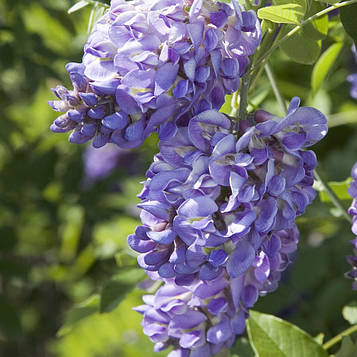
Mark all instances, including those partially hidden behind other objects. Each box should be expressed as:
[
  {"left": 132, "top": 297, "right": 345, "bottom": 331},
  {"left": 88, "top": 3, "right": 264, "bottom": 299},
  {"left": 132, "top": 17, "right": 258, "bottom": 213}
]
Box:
[{"left": 323, "top": 324, "right": 357, "bottom": 350}]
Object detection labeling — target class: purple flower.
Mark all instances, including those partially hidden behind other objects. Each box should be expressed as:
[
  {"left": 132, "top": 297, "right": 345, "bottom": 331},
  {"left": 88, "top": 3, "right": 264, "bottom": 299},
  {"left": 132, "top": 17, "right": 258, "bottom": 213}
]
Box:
[
  {"left": 49, "top": 62, "right": 127, "bottom": 147},
  {"left": 346, "top": 163, "right": 357, "bottom": 290},
  {"left": 49, "top": 0, "right": 261, "bottom": 148}
]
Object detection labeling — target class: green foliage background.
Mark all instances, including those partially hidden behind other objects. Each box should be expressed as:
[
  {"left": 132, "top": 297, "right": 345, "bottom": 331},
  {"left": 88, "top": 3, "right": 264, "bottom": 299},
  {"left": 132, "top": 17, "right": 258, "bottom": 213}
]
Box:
[{"left": 1, "top": 0, "right": 357, "bottom": 356}]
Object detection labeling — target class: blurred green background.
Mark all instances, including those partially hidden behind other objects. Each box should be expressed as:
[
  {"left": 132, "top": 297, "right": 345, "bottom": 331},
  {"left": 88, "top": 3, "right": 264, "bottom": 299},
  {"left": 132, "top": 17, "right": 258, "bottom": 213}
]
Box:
[{"left": 1, "top": 0, "right": 357, "bottom": 356}]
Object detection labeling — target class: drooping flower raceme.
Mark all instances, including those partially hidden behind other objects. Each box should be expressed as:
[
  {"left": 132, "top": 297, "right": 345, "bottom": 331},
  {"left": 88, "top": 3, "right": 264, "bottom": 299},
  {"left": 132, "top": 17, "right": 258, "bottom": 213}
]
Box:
[
  {"left": 49, "top": 0, "right": 261, "bottom": 148},
  {"left": 135, "top": 225, "right": 299, "bottom": 357},
  {"left": 129, "top": 99, "right": 327, "bottom": 354},
  {"left": 346, "top": 163, "right": 357, "bottom": 290},
  {"left": 44, "top": 0, "right": 332, "bottom": 354}
]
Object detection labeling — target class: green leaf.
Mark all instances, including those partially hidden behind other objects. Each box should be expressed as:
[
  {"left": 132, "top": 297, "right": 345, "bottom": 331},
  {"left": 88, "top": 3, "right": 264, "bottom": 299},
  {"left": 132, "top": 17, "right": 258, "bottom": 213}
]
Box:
[
  {"left": 279, "top": 1, "right": 328, "bottom": 65},
  {"left": 318, "top": 178, "right": 352, "bottom": 202},
  {"left": 220, "top": 94, "right": 234, "bottom": 116},
  {"left": 273, "top": 0, "right": 307, "bottom": 13},
  {"left": 280, "top": 27, "right": 321, "bottom": 64},
  {"left": 303, "top": 1, "right": 328, "bottom": 41},
  {"left": 343, "top": 302, "right": 357, "bottom": 325},
  {"left": 247, "top": 310, "right": 328, "bottom": 357},
  {"left": 340, "top": 3, "right": 357, "bottom": 44},
  {"left": 311, "top": 43, "right": 343, "bottom": 93},
  {"left": 335, "top": 336, "right": 357, "bottom": 357},
  {"left": 68, "top": 0, "right": 89, "bottom": 14},
  {"left": 100, "top": 268, "right": 146, "bottom": 313},
  {"left": 258, "top": 4, "right": 305, "bottom": 24},
  {"left": 57, "top": 295, "right": 100, "bottom": 337}
]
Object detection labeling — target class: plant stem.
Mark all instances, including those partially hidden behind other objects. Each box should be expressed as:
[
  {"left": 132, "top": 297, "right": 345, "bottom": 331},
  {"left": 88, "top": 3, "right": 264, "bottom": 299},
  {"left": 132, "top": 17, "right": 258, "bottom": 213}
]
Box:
[
  {"left": 323, "top": 324, "right": 357, "bottom": 350},
  {"left": 264, "top": 63, "right": 352, "bottom": 224},
  {"left": 238, "top": 65, "right": 251, "bottom": 122},
  {"left": 264, "top": 63, "right": 287, "bottom": 115},
  {"left": 251, "top": 0, "right": 357, "bottom": 72},
  {"left": 314, "top": 170, "right": 352, "bottom": 224}
]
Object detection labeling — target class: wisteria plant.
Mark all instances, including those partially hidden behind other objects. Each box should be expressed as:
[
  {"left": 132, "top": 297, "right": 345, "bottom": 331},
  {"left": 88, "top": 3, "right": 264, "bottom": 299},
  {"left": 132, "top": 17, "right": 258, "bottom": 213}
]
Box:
[{"left": 48, "top": 0, "right": 357, "bottom": 356}]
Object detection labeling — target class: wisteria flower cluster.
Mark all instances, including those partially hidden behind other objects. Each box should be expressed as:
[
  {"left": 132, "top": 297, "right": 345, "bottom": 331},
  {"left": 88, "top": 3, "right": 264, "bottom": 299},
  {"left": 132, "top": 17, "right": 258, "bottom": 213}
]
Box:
[
  {"left": 49, "top": 0, "right": 260, "bottom": 148},
  {"left": 48, "top": 0, "right": 331, "bottom": 355},
  {"left": 129, "top": 99, "right": 327, "bottom": 355}
]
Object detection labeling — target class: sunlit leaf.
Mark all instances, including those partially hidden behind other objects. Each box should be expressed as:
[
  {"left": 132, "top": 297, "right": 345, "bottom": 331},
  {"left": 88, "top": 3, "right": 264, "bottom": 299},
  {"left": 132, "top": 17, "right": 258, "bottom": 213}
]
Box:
[
  {"left": 258, "top": 4, "right": 304, "bottom": 24},
  {"left": 312, "top": 43, "right": 343, "bottom": 93},
  {"left": 317, "top": 178, "right": 352, "bottom": 203},
  {"left": 247, "top": 310, "right": 328, "bottom": 357},
  {"left": 53, "top": 290, "right": 163, "bottom": 357},
  {"left": 68, "top": 0, "right": 90, "bottom": 14},
  {"left": 273, "top": 0, "right": 307, "bottom": 14}
]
